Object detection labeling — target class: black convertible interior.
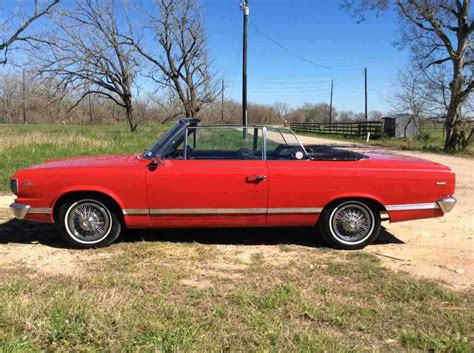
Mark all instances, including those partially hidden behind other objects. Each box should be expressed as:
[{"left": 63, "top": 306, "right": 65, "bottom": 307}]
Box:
[
  {"left": 165, "top": 144, "right": 368, "bottom": 161},
  {"left": 158, "top": 124, "right": 366, "bottom": 161},
  {"left": 165, "top": 144, "right": 309, "bottom": 160}
]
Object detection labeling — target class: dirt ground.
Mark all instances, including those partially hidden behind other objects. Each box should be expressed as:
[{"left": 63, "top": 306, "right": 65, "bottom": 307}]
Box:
[
  {"left": 296, "top": 135, "right": 474, "bottom": 290},
  {"left": 0, "top": 136, "right": 472, "bottom": 291}
]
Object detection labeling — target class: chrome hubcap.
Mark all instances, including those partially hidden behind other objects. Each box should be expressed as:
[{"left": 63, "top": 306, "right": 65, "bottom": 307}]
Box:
[
  {"left": 331, "top": 203, "right": 373, "bottom": 243},
  {"left": 66, "top": 201, "right": 111, "bottom": 243}
]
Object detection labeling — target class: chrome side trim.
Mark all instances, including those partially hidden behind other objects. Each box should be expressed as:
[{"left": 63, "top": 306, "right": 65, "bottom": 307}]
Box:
[
  {"left": 150, "top": 208, "right": 268, "bottom": 215},
  {"left": 9, "top": 203, "right": 51, "bottom": 219},
  {"left": 123, "top": 207, "right": 324, "bottom": 215},
  {"left": 267, "top": 207, "right": 323, "bottom": 214},
  {"left": 385, "top": 203, "right": 439, "bottom": 211},
  {"left": 122, "top": 209, "right": 149, "bottom": 215},
  {"left": 29, "top": 208, "right": 52, "bottom": 214}
]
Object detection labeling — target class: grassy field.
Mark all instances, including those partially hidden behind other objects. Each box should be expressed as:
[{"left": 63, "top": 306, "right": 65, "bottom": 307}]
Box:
[
  {"left": 1, "top": 123, "right": 271, "bottom": 191},
  {"left": 298, "top": 127, "right": 474, "bottom": 155},
  {"left": 0, "top": 123, "right": 169, "bottom": 191},
  {"left": 0, "top": 236, "right": 472, "bottom": 352}
]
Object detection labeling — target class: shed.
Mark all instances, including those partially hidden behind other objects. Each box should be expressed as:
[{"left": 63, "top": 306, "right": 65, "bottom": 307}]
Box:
[{"left": 382, "top": 114, "right": 418, "bottom": 138}]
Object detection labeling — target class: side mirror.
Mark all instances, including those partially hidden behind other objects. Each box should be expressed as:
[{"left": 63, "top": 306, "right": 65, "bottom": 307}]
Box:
[{"left": 147, "top": 157, "right": 162, "bottom": 171}]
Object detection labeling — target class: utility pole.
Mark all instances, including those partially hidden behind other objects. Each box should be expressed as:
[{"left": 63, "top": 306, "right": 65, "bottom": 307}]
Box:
[
  {"left": 364, "top": 67, "right": 368, "bottom": 122},
  {"left": 22, "top": 68, "right": 26, "bottom": 124},
  {"left": 329, "top": 79, "right": 333, "bottom": 123},
  {"left": 221, "top": 79, "right": 225, "bottom": 123},
  {"left": 241, "top": 0, "right": 249, "bottom": 138}
]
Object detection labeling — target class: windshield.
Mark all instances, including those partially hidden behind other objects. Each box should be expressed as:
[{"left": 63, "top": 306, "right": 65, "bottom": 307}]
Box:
[
  {"left": 265, "top": 127, "right": 309, "bottom": 160},
  {"left": 144, "top": 120, "right": 187, "bottom": 158},
  {"left": 266, "top": 127, "right": 306, "bottom": 148}
]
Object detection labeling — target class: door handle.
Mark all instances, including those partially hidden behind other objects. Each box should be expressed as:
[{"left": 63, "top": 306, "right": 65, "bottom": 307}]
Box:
[{"left": 246, "top": 175, "right": 266, "bottom": 183}]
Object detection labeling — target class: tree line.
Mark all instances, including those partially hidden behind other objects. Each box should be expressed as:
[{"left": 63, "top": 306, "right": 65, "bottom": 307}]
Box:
[
  {"left": 0, "top": 72, "right": 384, "bottom": 125},
  {"left": 0, "top": 0, "right": 472, "bottom": 151}
]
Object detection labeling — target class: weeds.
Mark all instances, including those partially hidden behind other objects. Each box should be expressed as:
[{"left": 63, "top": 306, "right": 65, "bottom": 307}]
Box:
[{"left": 0, "top": 247, "right": 471, "bottom": 351}]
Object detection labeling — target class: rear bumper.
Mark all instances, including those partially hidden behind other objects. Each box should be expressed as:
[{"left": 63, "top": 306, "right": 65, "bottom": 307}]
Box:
[
  {"left": 9, "top": 203, "right": 52, "bottom": 220},
  {"left": 437, "top": 196, "right": 457, "bottom": 213}
]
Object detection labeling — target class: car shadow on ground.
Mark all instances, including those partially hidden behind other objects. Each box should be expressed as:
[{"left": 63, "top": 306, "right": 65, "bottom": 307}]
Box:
[{"left": 0, "top": 219, "right": 404, "bottom": 249}]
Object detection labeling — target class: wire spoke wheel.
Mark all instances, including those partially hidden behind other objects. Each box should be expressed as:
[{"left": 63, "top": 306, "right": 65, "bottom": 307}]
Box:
[
  {"left": 65, "top": 200, "right": 112, "bottom": 244},
  {"left": 330, "top": 202, "right": 375, "bottom": 244}
]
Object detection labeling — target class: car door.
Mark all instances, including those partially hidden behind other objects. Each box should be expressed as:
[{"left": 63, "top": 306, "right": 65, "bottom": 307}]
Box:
[
  {"left": 265, "top": 128, "right": 322, "bottom": 226},
  {"left": 145, "top": 127, "right": 268, "bottom": 228}
]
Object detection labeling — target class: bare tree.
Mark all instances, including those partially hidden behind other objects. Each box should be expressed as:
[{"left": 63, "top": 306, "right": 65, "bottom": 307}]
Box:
[
  {"left": 0, "top": 74, "right": 20, "bottom": 123},
  {"left": 126, "top": 0, "right": 219, "bottom": 121},
  {"left": 0, "top": 0, "right": 59, "bottom": 64},
  {"left": 37, "top": 0, "right": 139, "bottom": 131},
  {"left": 390, "top": 70, "right": 436, "bottom": 136},
  {"left": 343, "top": 0, "right": 473, "bottom": 151},
  {"left": 368, "top": 110, "right": 384, "bottom": 121},
  {"left": 302, "top": 103, "right": 335, "bottom": 123},
  {"left": 273, "top": 102, "right": 289, "bottom": 122}
]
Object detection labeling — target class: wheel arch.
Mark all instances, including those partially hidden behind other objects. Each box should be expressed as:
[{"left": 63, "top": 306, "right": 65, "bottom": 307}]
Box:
[
  {"left": 52, "top": 190, "right": 124, "bottom": 223},
  {"left": 321, "top": 195, "right": 388, "bottom": 215}
]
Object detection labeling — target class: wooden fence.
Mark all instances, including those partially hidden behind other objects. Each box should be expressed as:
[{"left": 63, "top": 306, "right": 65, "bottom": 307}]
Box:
[{"left": 290, "top": 121, "right": 383, "bottom": 139}]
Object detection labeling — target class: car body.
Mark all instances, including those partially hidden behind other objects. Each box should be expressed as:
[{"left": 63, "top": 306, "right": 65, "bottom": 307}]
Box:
[{"left": 10, "top": 118, "right": 456, "bottom": 249}]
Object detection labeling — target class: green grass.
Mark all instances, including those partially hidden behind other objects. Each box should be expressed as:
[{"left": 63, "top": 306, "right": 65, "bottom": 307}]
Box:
[
  {"left": 0, "top": 123, "right": 267, "bottom": 191},
  {"left": 298, "top": 127, "right": 474, "bottom": 155},
  {"left": 192, "top": 127, "right": 264, "bottom": 151},
  {"left": 0, "top": 244, "right": 472, "bottom": 352}
]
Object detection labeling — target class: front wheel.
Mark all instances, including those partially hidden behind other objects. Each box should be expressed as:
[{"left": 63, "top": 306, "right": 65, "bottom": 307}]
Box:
[
  {"left": 318, "top": 200, "right": 381, "bottom": 250},
  {"left": 57, "top": 198, "right": 122, "bottom": 248}
]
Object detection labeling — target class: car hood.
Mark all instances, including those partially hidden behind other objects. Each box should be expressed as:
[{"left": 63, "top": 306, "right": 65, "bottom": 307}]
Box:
[
  {"left": 361, "top": 152, "right": 451, "bottom": 171},
  {"left": 27, "top": 154, "right": 142, "bottom": 169}
]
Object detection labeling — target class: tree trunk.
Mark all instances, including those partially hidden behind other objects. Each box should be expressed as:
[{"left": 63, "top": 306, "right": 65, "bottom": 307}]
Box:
[
  {"left": 125, "top": 102, "right": 137, "bottom": 132},
  {"left": 444, "top": 60, "right": 465, "bottom": 152},
  {"left": 444, "top": 99, "right": 462, "bottom": 151},
  {"left": 444, "top": 14, "right": 470, "bottom": 152}
]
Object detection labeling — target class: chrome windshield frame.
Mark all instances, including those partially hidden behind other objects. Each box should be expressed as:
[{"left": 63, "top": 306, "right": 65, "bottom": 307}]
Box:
[
  {"left": 144, "top": 119, "right": 191, "bottom": 159},
  {"left": 265, "top": 126, "right": 310, "bottom": 160},
  {"left": 183, "top": 125, "right": 266, "bottom": 161},
  {"left": 146, "top": 119, "right": 307, "bottom": 161}
]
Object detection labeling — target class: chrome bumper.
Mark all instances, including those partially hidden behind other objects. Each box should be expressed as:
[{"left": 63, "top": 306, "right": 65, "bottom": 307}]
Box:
[
  {"left": 437, "top": 196, "right": 457, "bottom": 213},
  {"left": 9, "top": 203, "right": 31, "bottom": 220}
]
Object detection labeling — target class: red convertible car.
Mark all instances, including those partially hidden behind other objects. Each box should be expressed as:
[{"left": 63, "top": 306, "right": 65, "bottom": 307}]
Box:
[{"left": 10, "top": 118, "right": 456, "bottom": 249}]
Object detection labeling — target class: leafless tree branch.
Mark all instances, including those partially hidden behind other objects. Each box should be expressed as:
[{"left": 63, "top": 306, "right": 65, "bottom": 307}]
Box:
[
  {"left": 35, "top": 0, "right": 139, "bottom": 131},
  {"left": 0, "top": 0, "right": 59, "bottom": 64}
]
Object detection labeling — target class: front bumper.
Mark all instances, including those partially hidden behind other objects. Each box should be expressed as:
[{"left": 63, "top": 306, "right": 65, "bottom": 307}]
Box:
[
  {"left": 437, "top": 196, "right": 457, "bottom": 213},
  {"left": 10, "top": 203, "right": 31, "bottom": 219}
]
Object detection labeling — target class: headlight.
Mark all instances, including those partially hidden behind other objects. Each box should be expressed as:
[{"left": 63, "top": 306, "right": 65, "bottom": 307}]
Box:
[{"left": 10, "top": 178, "right": 19, "bottom": 194}]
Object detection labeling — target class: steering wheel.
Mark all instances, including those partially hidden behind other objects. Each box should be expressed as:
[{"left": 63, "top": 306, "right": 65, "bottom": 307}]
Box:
[{"left": 186, "top": 145, "right": 195, "bottom": 159}]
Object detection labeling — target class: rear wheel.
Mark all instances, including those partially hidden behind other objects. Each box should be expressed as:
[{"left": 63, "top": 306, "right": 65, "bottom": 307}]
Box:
[
  {"left": 57, "top": 198, "right": 122, "bottom": 248},
  {"left": 318, "top": 200, "right": 381, "bottom": 250}
]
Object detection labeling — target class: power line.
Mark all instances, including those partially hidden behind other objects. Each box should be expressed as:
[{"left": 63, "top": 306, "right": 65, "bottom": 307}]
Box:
[{"left": 250, "top": 22, "right": 362, "bottom": 72}]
